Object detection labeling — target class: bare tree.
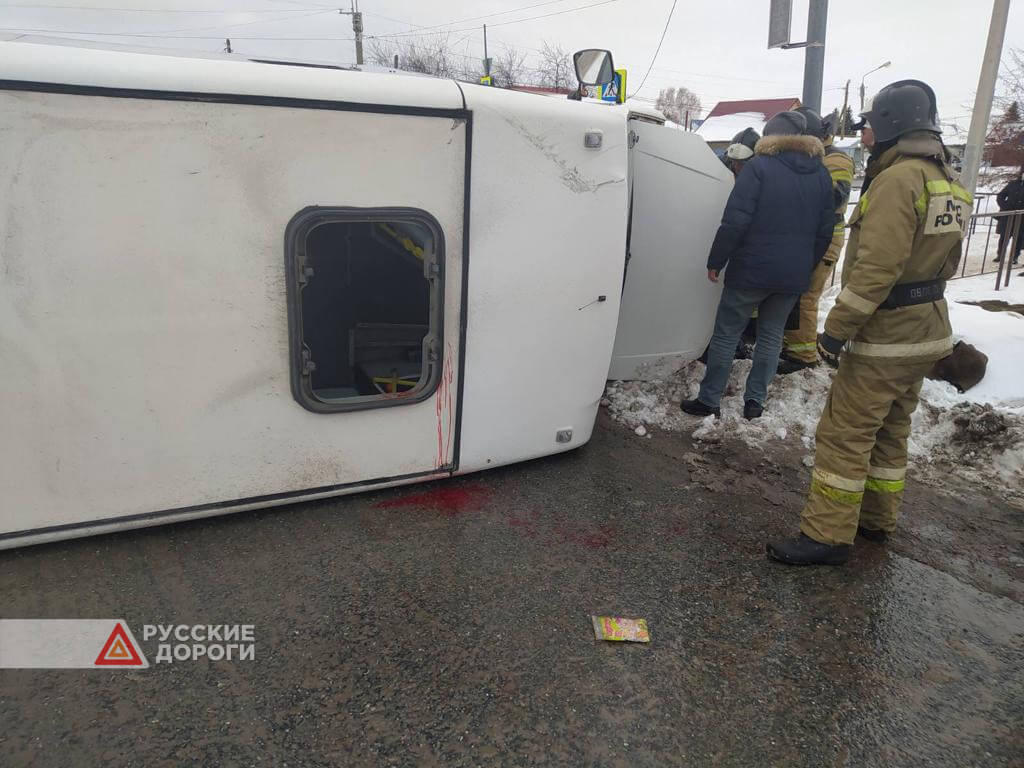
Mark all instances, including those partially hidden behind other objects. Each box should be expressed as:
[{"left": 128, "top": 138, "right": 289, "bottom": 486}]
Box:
[
  {"left": 367, "top": 37, "right": 398, "bottom": 68},
  {"left": 536, "top": 40, "right": 572, "bottom": 91},
  {"left": 367, "top": 34, "right": 470, "bottom": 80},
  {"left": 655, "top": 86, "right": 703, "bottom": 127},
  {"left": 493, "top": 45, "right": 529, "bottom": 88},
  {"left": 984, "top": 47, "right": 1024, "bottom": 179},
  {"left": 996, "top": 47, "right": 1024, "bottom": 111}
]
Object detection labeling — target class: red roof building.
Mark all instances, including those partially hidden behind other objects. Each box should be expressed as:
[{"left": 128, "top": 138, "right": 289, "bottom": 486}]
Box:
[{"left": 705, "top": 98, "right": 801, "bottom": 120}]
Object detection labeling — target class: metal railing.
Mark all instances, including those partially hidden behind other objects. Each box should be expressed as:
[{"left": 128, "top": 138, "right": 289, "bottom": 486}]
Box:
[
  {"left": 956, "top": 209, "right": 1023, "bottom": 291},
  {"left": 828, "top": 206, "right": 1024, "bottom": 292}
]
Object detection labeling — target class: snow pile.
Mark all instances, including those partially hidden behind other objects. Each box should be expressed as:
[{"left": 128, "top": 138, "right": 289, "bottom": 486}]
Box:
[
  {"left": 605, "top": 358, "right": 831, "bottom": 457},
  {"left": 944, "top": 275, "right": 1024, "bottom": 410},
  {"left": 695, "top": 112, "right": 766, "bottom": 143},
  {"left": 605, "top": 273, "right": 1024, "bottom": 484}
]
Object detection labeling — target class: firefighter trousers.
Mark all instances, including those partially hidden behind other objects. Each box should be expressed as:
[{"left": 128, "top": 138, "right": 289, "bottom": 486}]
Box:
[
  {"left": 783, "top": 237, "right": 843, "bottom": 364},
  {"left": 800, "top": 354, "right": 935, "bottom": 546}
]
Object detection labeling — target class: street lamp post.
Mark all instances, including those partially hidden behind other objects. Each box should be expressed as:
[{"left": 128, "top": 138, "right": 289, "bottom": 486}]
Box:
[{"left": 860, "top": 61, "right": 891, "bottom": 111}]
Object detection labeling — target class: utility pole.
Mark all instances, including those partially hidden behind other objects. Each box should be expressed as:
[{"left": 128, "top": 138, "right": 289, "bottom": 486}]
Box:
[
  {"left": 339, "top": 2, "right": 364, "bottom": 66},
  {"left": 769, "top": 0, "right": 827, "bottom": 114},
  {"left": 962, "top": 0, "right": 1011, "bottom": 197},
  {"left": 801, "top": 0, "right": 827, "bottom": 113},
  {"left": 483, "top": 24, "right": 490, "bottom": 81},
  {"left": 839, "top": 79, "right": 850, "bottom": 137}
]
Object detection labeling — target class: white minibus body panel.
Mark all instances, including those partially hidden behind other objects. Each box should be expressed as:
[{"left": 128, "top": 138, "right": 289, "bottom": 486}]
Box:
[
  {"left": 0, "top": 38, "right": 629, "bottom": 547},
  {"left": 609, "top": 120, "right": 733, "bottom": 379}
]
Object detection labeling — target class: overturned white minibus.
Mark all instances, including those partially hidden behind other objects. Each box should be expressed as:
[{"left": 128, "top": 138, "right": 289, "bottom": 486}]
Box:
[{"left": 0, "top": 37, "right": 731, "bottom": 548}]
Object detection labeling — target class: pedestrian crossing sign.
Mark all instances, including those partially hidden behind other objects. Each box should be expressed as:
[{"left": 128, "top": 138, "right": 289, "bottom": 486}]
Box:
[{"left": 599, "top": 69, "right": 627, "bottom": 104}]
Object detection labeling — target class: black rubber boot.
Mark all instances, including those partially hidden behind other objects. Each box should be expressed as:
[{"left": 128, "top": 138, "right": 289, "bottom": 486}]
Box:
[
  {"left": 777, "top": 354, "right": 818, "bottom": 375},
  {"left": 743, "top": 400, "right": 763, "bottom": 420},
  {"left": 766, "top": 533, "right": 850, "bottom": 565},
  {"left": 856, "top": 525, "right": 888, "bottom": 543},
  {"left": 679, "top": 398, "right": 720, "bottom": 418}
]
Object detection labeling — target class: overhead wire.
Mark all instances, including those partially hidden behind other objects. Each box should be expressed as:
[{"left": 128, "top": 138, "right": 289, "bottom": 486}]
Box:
[
  {"left": 366, "top": 0, "right": 619, "bottom": 40},
  {"left": 0, "top": 3, "right": 326, "bottom": 11},
  {"left": 363, "top": 0, "right": 580, "bottom": 35},
  {"left": 627, "top": 0, "right": 677, "bottom": 99},
  {"left": 0, "top": 7, "right": 337, "bottom": 39}
]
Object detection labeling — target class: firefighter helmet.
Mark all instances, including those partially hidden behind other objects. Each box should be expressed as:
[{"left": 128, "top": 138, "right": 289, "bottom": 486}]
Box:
[{"left": 862, "top": 80, "right": 941, "bottom": 143}]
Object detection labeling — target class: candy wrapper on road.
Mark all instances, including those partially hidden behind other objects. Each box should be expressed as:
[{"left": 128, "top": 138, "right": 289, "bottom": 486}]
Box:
[{"left": 591, "top": 616, "right": 650, "bottom": 643}]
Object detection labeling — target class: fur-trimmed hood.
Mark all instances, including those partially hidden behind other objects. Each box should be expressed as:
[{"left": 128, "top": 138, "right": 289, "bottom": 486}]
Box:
[
  {"left": 754, "top": 134, "right": 825, "bottom": 158},
  {"left": 753, "top": 134, "right": 825, "bottom": 175}
]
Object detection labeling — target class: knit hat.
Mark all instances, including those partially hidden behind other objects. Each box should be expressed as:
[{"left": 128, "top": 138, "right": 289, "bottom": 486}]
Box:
[
  {"left": 795, "top": 107, "right": 824, "bottom": 139},
  {"left": 763, "top": 110, "right": 807, "bottom": 136}
]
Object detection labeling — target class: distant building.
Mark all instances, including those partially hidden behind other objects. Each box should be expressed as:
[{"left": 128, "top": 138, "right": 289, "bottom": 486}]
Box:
[
  {"left": 696, "top": 97, "right": 801, "bottom": 153},
  {"left": 831, "top": 136, "right": 865, "bottom": 177}
]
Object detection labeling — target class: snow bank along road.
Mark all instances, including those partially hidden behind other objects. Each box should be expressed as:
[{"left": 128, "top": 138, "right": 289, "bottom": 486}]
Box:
[{"left": 607, "top": 273, "right": 1024, "bottom": 492}]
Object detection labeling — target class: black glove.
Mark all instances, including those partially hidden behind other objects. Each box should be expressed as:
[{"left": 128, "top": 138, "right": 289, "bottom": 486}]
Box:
[{"left": 817, "top": 333, "right": 844, "bottom": 368}]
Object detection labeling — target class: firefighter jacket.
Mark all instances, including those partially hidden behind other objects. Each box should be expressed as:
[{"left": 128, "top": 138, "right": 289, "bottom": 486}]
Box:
[
  {"left": 824, "top": 131, "right": 970, "bottom": 363},
  {"left": 823, "top": 140, "right": 855, "bottom": 258}
]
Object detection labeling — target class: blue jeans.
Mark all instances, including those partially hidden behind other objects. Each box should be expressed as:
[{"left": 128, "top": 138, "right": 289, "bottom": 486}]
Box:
[{"left": 697, "top": 286, "right": 799, "bottom": 408}]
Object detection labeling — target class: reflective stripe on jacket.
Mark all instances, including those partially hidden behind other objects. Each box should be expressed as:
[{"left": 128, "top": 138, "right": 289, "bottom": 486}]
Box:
[
  {"left": 825, "top": 132, "right": 970, "bottom": 362},
  {"left": 824, "top": 143, "right": 855, "bottom": 242}
]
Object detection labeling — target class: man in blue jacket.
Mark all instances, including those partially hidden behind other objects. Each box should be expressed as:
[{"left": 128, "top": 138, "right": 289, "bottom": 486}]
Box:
[{"left": 681, "top": 110, "right": 834, "bottom": 420}]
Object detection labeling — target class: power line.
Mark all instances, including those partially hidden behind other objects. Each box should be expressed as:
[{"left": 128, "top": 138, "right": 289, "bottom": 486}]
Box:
[
  {"left": 650, "top": 65, "right": 797, "bottom": 87},
  {"left": 0, "top": 3, "right": 326, "bottom": 11},
  {"left": 361, "top": 9, "right": 425, "bottom": 28},
  {"left": 366, "top": 0, "right": 619, "bottom": 40},
  {"left": 628, "top": 0, "right": 677, "bottom": 98},
  {"left": 0, "top": 28, "right": 354, "bottom": 40},
  {"left": 362, "top": 0, "right": 582, "bottom": 37},
  {"left": 0, "top": 7, "right": 336, "bottom": 38},
  {"left": 135, "top": 7, "right": 333, "bottom": 35}
]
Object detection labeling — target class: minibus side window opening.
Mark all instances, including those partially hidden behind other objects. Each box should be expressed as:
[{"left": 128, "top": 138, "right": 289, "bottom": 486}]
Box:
[{"left": 287, "top": 210, "right": 443, "bottom": 413}]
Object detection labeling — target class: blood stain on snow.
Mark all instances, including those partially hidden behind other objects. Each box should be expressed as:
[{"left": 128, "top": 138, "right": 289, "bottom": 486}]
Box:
[{"left": 375, "top": 485, "right": 490, "bottom": 517}]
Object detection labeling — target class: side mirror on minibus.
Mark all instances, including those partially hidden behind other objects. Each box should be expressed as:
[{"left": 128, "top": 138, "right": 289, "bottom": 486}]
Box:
[{"left": 573, "top": 49, "right": 615, "bottom": 87}]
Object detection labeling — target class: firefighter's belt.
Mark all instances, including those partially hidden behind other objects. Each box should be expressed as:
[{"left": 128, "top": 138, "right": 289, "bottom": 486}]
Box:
[{"left": 878, "top": 279, "right": 945, "bottom": 310}]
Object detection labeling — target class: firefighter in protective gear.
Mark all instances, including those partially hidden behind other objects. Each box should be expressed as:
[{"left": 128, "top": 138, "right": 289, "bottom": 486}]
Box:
[
  {"left": 767, "top": 80, "right": 971, "bottom": 566},
  {"left": 778, "top": 108, "right": 855, "bottom": 372}
]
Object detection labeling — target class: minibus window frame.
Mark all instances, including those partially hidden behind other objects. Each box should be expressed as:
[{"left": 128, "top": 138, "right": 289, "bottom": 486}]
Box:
[{"left": 283, "top": 206, "right": 445, "bottom": 414}]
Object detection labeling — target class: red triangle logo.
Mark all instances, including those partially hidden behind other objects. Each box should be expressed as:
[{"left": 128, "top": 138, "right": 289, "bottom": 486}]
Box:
[{"left": 94, "top": 622, "right": 145, "bottom": 666}]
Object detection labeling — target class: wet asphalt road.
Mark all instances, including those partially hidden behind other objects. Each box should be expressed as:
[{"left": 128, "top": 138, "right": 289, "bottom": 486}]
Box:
[{"left": 1, "top": 414, "right": 1022, "bottom": 767}]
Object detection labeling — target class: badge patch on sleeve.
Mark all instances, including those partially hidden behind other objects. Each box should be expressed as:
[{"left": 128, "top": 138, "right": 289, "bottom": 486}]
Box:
[{"left": 925, "top": 195, "right": 970, "bottom": 235}]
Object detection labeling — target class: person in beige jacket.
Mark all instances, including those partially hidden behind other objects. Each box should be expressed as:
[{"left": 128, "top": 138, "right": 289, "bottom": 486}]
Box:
[
  {"left": 778, "top": 108, "right": 856, "bottom": 372},
  {"left": 768, "top": 80, "right": 971, "bottom": 566}
]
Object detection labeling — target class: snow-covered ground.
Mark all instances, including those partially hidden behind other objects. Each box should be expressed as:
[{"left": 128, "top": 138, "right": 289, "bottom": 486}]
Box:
[{"left": 605, "top": 274, "right": 1024, "bottom": 489}]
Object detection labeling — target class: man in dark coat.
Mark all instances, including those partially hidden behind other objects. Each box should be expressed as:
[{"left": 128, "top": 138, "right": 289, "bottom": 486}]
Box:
[
  {"left": 994, "top": 168, "right": 1024, "bottom": 265},
  {"left": 681, "top": 110, "right": 834, "bottom": 420}
]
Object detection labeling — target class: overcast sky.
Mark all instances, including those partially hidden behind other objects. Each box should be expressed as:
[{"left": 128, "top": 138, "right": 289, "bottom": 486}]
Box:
[{"left": 2, "top": 0, "right": 1022, "bottom": 130}]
